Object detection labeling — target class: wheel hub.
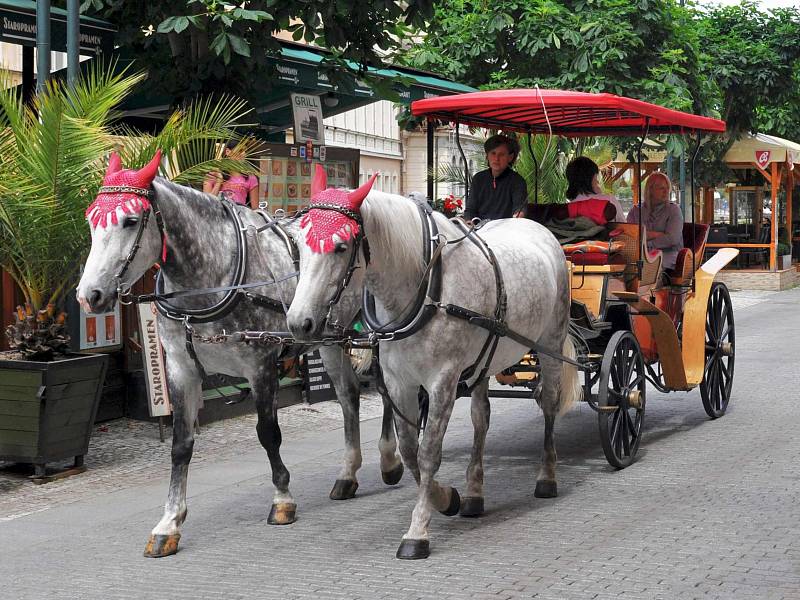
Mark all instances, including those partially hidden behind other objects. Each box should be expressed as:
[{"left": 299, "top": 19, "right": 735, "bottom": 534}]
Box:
[
  {"left": 719, "top": 342, "right": 734, "bottom": 356},
  {"left": 627, "top": 389, "right": 642, "bottom": 409}
]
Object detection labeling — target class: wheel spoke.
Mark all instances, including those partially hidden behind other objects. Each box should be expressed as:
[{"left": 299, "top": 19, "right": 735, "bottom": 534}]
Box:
[
  {"left": 610, "top": 410, "right": 621, "bottom": 451},
  {"left": 626, "top": 409, "right": 639, "bottom": 438},
  {"left": 621, "top": 412, "right": 631, "bottom": 456}
]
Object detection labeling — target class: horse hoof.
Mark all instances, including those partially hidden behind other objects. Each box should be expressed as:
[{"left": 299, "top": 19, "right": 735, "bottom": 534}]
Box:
[
  {"left": 439, "top": 487, "right": 461, "bottom": 516},
  {"left": 534, "top": 480, "right": 558, "bottom": 498},
  {"left": 329, "top": 479, "right": 359, "bottom": 500},
  {"left": 381, "top": 462, "right": 404, "bottom": 486},
  {"left": 267, "top": 502, "right": 297, "bottom": 525},
  {"left": 143, "top": 534, "right": 180, "bottom": 558},
  {"left": 396, "top": 538, "right": 430, "bottom": 560},
  {"left": 459, "top": 496, "right": 484, "bottom": 518}
]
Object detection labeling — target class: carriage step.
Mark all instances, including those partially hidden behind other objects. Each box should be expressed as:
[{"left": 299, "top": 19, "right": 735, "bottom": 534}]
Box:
[
  {"left": 486, "top": 389, "right": 535, "bottom": 399},
  {"left": 595, "top": 405, "right": 620, "bottom": 413}
]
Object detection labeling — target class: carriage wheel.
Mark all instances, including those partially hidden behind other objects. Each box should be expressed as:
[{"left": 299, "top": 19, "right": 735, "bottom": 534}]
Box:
[
  {"left": 700, "top": 282, "right": 735, "bottom": 419},
  {"left": 597, "top": 331, "right": 646, "bottom": 469}
]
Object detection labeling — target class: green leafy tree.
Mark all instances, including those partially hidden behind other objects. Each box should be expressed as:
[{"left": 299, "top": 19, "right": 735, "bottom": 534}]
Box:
[{"left": 74, "top": 0, "right": 434, "bottom": 102}]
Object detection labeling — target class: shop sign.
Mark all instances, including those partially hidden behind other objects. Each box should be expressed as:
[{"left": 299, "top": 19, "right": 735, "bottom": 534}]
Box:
[
  {"left": 755, "top": 150, "right": 771, "bottom": 169},
  {"left": 137, "top": 303, "right": 172, "bottom": 417},
  {"left": 302, "top": 350, "right": 337, "bottom": 404},
  {"left": 291, "top": 93, "right": 326, "bottom": 144}
]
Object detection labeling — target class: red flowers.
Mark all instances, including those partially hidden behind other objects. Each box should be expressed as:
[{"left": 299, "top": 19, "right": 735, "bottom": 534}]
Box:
[{"left": 434, "top": 194, "right": 464, "bottom": 217}]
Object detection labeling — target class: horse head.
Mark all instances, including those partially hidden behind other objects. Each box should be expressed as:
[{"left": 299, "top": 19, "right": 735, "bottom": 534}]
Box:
[
  {"left": 76, "top": 151, "right": 162, "bottom": 313},
  {"left": 287, "top": 165, "right": 377, "bottom": 340}
]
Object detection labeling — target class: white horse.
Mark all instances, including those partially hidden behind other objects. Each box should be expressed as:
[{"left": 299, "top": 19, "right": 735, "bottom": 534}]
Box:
[
  {"left": 76, "top": 153, "right": 403, "bottom": 557},
  {"left": 286, "top": 169, "right": 581, "bottom": 559}
]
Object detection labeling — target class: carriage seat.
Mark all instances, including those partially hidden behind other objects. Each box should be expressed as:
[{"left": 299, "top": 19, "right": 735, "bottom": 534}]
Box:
[
  {"left": 528, "top": 199, "right": 619, "bottom": 265},
  {"left": 669, "top": 223, "right": 709, "bottom": 286}
]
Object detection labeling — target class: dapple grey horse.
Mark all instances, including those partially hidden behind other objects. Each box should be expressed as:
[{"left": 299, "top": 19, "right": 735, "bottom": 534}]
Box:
[
  {"left": 76, "top": 155, "right": 403, "bottom": 557},
  {"left": 286, "top": 176, "right": 581, "bottom": 559}
]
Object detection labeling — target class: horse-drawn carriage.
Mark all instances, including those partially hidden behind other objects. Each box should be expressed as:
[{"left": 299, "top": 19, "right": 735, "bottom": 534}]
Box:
[
  {"left": 411, "top": 89, "right": 737, "bottom": 469},
  {"left": 77, "top": 88, "right": 736, "bottom": 560}
]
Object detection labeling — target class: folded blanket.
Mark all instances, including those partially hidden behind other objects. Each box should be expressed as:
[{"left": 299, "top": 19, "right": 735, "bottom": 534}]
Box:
[{"left": 545, "top": 216, "right": 608, "bottom": 244}]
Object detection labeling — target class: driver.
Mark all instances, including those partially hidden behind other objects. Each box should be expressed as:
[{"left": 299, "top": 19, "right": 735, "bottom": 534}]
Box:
[{"left": 463, "top": 134, "right": 527, "bottom": 221}]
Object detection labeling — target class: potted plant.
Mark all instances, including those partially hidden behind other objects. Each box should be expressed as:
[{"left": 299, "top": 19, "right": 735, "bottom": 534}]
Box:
[
  {"left": 777, "top": 241, "right": 792, "bottom": 270},
  {"left": 432, "top": 193, "right": 464, "bottom": 218},
  {"left": 0, "top": 63, "right": 256, "bottom": 479}
]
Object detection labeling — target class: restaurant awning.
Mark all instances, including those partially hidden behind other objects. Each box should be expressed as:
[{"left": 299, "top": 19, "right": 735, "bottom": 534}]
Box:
[
  {"left": 0, "top": 0, "right": 115, "bottom": 54},
  {"left": 723, "top": 132, "right": 800, "bottom": 167}
]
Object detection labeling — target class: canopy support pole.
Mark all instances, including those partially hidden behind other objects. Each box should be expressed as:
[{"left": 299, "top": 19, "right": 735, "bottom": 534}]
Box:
[
  {"left": 455, "top": 120, "right": 470, "bottom": 202},
  {"left": 426, "top": 120, "right": 434, "bottom": 201},
  {"left": 690, "top": 135, "right": 703, "bottom": 293},
  {"left": 635, "top": 119, "right": 651, "bottom": 280},
  {"left": 36, "top": 0, "right": 51, "bottom": 94},
  {"left": 526, "top": 132, "right": 539, "bottom": 206}
]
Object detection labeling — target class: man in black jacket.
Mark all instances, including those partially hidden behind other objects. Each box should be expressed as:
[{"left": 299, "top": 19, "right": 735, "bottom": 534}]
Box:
[{"left": 463, "top": 134, "right": 528, "bottom": 221}]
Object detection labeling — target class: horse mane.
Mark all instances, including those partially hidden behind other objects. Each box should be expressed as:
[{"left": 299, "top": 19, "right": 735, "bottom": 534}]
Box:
[{"left": 361, "top": 190, "right": 426, "bottom": 279}]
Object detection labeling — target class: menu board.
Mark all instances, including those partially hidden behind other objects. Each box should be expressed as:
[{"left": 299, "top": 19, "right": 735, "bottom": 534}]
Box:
[{"left": 258, "top": 156, "right": 353, "bottom": 214}]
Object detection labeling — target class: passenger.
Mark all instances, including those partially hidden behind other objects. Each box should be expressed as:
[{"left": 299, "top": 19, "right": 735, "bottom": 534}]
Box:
[
  {"left": 626, "top": 172, "right": 684, "bottom": 270},
  {"left": 204, "top": 141, "right": 259, "bottom": 209},
  {"left": 565, "top": 156, "right": 625, "bottom": 221},
  {"left": 463, "top": 134, "right": 527, "bottom": 221}
]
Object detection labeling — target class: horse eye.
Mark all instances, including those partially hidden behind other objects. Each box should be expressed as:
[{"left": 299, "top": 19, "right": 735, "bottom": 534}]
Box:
[
  {"left": 334, "top": 242, "right": 349, "bottom": 254},
  {"left": 122, "top": 216, "right": 139, "bottom": 228}
]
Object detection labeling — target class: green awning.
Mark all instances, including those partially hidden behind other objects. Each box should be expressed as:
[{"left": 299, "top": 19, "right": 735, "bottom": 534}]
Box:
[
  {"left": 0, "top": 0, "right": 115, "bottom": 54},
  {"left": 119, "top": 41, "right": 474, "bottom": 134},
  {"left": 257, "top": 42, "right": 474, "bottom": 132}
]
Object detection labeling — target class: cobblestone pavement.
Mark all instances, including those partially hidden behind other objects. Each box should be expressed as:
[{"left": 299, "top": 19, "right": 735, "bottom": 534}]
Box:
[{"left": 1, "top": 287, "right": 799, "bottom": 600}]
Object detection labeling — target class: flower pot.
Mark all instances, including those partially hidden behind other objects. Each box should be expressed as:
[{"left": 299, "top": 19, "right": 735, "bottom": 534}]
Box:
[
  {"left": 0, "top": 353, "right": 108, "bottom": 478},
  {"left": 778, "top": 254, "right": 792, "bottom": 270}
]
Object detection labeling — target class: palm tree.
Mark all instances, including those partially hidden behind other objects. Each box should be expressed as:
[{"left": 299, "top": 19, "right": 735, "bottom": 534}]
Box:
[{"left": 0, "top": 62, "right": 256, "bottom": 354}]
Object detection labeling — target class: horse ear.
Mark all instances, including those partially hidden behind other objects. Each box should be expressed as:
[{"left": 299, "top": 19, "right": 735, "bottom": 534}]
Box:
[
  {"left": 137, "top": 150, "right": 162, "bottom": 183},
  {"left": 311, "top": 164, "right": 327, "bottom": 197},
  {"left": 105, "top": 153, "right": 121, "bottom": 177},
  {"left": 348, "top": 172, "right": 378, "bottom": 208}
]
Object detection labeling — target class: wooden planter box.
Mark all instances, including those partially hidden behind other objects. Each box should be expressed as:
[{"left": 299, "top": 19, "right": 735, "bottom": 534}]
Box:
[{"left": 0, "top": 353, "right": 108, "bottom": 478}]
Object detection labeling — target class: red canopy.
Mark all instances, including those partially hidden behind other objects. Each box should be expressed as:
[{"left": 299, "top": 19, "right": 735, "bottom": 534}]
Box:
[{"left": 411, "top": 89, "right": 726, "bottom": 136}]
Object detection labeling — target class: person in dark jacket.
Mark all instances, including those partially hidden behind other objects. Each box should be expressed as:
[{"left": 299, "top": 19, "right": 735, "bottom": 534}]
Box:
[{"left": 463, "top": 134, "right": 528, "bottom": 221}]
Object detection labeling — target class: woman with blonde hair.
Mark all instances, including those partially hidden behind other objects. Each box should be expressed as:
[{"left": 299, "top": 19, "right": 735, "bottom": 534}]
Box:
[{"left": 626, "top": 171, "right": 684, "bottom": 270}]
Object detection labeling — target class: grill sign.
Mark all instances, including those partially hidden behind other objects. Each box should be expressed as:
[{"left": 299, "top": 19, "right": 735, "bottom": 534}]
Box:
[{"left": 755, "top": 150, "right": 771, "bottom": 169}]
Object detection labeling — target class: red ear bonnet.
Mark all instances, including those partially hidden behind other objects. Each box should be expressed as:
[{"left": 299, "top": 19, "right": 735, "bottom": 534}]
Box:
[
  {"left": 300, "top": 168, "right": 378, "bottom": 254},
  {"left": 86, "top": 150, "right": 162, "bottom": 228}
]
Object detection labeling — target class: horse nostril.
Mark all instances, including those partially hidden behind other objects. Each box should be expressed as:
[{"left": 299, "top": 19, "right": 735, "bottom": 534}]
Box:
[
  {"left": 301, "top": 318, "right": 314, "bottom": 334},
  {"left": 90, "top": 289, "right": 103, "bottom": 307}
]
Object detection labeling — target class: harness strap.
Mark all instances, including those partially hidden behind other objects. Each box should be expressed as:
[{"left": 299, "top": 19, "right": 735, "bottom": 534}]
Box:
[
  {"left": 135, "top": 270, "right": 300, "bottom": 304},
  {"left": 371, "top": 345, "right": 423, "bottom": 433}
]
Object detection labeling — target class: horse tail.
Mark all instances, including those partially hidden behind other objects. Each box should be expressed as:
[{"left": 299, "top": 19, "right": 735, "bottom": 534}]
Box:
[{"left": 558, "top": 335, "right": 582, "bottom": 416}]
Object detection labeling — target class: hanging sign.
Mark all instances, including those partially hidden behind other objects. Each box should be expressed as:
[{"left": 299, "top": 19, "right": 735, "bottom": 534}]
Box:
[
  {"left": 755, "top": 150, "right": 772, "bottom": 170},
  {"left": 291, "top": 93, "right": 326, "bottom": 144},
  {"left": 137, "top": 303, "right": 172, "bottom": 417}
]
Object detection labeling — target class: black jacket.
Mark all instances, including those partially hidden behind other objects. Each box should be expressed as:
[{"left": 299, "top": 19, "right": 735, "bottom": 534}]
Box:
[{"left": 464, "top": 168, "right": 528, "bottom": 220}]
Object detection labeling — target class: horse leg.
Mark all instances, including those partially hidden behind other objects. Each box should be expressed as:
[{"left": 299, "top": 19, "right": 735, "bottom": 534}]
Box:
[
  {"left": 380, "top": 379, "right": 421, "bottom": 487},
  {"left": 397, "top": 376, "right": 461, "bottom": 560},
  {"left": 318, "top": 346, "right": 363, "bottom": 500},
  {"left": 253, "top": 362, "right": 297, "bottom": 525},
  {"left": 460, "top": 378, "right": 490, "bottom": 517},
  {"left": 378, "top": 394, "right": 404, "bottom": 486},
  {"left": 144, "top": 357, "right": 202, "bottom": 558},
  {"left": 534, "top": 355, "right": 562, "bottom": 498}
]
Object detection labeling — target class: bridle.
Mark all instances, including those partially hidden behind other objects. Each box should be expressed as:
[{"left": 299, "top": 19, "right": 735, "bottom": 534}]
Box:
[
  {"left": 302, "top": 201, "right": 369, "bottom": 335},
  {"left": 106, "top": 183, "right": 250, "bottom": 324},
  {"left": 101, "top": 184, "right": 166, "bottom": 304}
]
